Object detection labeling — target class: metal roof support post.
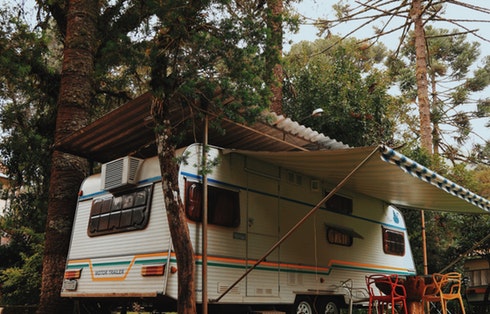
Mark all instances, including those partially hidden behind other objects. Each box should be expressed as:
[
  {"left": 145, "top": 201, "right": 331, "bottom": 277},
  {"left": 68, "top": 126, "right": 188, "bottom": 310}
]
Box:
[
  {"left": 422, "top": 210, "right": 428, "bottom": 275},
  {"left": 211, "top": 145, "right": 381, "bottom": 303},
  {"left": 202, "top": 115, "right": 209, "bottom": 314}
]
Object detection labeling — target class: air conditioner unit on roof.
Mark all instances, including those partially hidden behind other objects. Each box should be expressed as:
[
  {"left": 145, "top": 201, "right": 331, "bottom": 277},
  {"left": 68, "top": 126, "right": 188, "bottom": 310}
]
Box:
[{"left": 101, "top": 156, "right": 143, "bottom": 191}]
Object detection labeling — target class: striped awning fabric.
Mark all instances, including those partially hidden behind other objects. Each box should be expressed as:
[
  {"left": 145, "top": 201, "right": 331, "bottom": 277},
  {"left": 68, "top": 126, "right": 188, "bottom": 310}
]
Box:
[{"left": 379, "top": 146, "right": 490, "bottom": 212}]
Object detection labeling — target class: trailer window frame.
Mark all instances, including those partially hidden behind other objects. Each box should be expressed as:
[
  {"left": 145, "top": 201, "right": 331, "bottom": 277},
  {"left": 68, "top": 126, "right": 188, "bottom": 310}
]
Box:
[
  {"left": 324, "top": 192, "right": 353, "bottom": 215},
  {"left": 87, "top": 184, "right": 153, "bottom": 237},
  {"left": 325, "top": 223, "right": 362, "bottom": 247},
  {"left": 185, "top": 181, "right": 240, "bottom": 228},
  {"left": 326, "top": 227, "right": 353, "bottom": 246},
  {"left": 382, "top": 226, "right": 405, "bottom": 256}
]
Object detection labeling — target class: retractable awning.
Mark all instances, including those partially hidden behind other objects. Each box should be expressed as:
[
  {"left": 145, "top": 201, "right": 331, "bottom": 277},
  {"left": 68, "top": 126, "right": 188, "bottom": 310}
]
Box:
[
  {"left": 54, "top": 92, "right": 488, "bottom": 214},
  {"left": 225, "top": 145, "right": 490, "bottom": 214}
]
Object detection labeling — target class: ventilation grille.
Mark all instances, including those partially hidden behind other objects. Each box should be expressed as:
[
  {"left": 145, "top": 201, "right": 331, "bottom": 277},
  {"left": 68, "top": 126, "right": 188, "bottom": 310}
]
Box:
[
  {"left": 255, "top": 287, "right": 273, "bottom": 295},
  {"left": 101, "top": 156, "right": 143, "bottom": 191},
  {"left": 217, "top": 282, "right": 240, "bottom": 295}
]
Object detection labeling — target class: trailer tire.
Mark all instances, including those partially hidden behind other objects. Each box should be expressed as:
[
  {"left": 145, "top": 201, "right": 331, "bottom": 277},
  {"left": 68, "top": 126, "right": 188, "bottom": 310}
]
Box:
[
  {"left": 318, "top": 298, "right": 340, "bottom": 314},
  {"left": 293, "top": 296, "right": 314, "bottom": 314}
]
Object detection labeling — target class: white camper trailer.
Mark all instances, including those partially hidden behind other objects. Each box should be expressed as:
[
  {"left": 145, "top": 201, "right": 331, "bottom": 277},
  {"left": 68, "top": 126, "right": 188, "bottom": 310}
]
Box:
[
  {"left": 62, "top": 144, "right": 417, "bottom": 313},
  {"left": 57, "top": 93, "right": 490, "bottom": 314}
]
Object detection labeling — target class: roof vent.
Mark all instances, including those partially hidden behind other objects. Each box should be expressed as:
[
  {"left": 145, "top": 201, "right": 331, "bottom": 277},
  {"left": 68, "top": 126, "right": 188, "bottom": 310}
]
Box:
[{"left": 101, "top": 156, "right": 143, "bottom": 191}]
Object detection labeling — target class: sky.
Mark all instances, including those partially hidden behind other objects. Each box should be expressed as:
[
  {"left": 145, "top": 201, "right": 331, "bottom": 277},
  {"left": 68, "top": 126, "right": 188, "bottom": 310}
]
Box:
[
  {"left": 287, "top": 0, "right": 490, "bottom": 54},
  {"left": 285, "top": 0, "right": 490, "bottom": 151},
  {"left": 1, "top": 0, "right": 488, "bottom": 151}
]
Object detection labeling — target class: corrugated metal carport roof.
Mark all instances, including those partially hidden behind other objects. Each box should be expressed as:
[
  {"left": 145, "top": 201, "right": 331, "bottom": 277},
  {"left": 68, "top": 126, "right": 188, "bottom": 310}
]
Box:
[{"left": 54, "top": 92, "right": 348, "bottom": 163}]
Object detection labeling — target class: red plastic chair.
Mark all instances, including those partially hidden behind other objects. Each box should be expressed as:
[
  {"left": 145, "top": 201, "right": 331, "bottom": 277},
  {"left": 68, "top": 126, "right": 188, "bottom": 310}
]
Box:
[{"left": 366, "top": 274, "right": 408, "bottom": 314}]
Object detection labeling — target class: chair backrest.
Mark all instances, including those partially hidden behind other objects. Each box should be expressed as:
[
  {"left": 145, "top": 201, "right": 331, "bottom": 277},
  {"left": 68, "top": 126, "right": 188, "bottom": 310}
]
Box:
[
  {"left": 442, "top": 272, "right": 462, "bottom": 295},
  {"left": 431, "top": 273, "right": 447, "bottom": 294},
  {"left": 366, "top": 274, "right": 405, "bottom": 297},
  {"left": 367, "top": 274, "right": 391, "bottom": 296},
  {"left": 422, "top": 275, "right": 438, "bottom": 296}
]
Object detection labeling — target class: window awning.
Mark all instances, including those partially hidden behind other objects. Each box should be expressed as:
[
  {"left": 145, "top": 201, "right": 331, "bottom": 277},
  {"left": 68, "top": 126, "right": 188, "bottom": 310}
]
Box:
[
  {"left": 325, "top": 223, "right": 364, "bottom": 239},
  {"left": 224, "top": 145, "right": 490, "bottom": 214}
]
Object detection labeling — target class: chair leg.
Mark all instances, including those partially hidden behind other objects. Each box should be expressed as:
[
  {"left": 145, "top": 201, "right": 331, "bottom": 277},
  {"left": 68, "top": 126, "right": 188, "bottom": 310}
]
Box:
[
  {"left": 459, "top": 298, "right": 466, "bottom": 314},
  {"left": 440, "top": 301, "right": 447, "bottom": 314},
  {"left": 402, "top": 300, "right": 408, "bottom": 314}
]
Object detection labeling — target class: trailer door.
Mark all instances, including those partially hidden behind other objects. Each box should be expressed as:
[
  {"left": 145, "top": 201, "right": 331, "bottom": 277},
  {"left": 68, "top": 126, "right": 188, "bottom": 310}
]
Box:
[{"left": 245, "top": 163, "right": 280, "bottom": 298}]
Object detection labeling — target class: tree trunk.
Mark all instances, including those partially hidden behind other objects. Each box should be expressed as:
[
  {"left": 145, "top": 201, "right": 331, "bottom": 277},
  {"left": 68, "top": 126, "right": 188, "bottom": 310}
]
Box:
[
  {"left": 411, "top": 0, "right": 431, "bottom": 277},
  {"left": 411, "top": 0, "right": 432, "bottom": 154},
  {"left": 153, "top": 98, "right": 197, "bottom": 314},
  {"left": 266, "top": 0, "right": 283, "bottom": 114},
  {"left": 430, "top": 73, "right": 441, "bottom": 155},
  {"left": 37, "top": 0, "right": 97, "bottom": 312}
]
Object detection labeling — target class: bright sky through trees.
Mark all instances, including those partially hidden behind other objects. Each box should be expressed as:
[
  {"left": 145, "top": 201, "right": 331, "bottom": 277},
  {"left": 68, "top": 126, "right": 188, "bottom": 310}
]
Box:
[{"left": 286, "top": 0, "right": 489, "bottom": 150}]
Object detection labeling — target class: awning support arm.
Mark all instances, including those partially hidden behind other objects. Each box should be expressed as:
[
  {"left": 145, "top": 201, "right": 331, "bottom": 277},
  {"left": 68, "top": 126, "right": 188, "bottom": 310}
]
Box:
[{"left": 210, "top": 145, "right": 381, "bottom": 303}]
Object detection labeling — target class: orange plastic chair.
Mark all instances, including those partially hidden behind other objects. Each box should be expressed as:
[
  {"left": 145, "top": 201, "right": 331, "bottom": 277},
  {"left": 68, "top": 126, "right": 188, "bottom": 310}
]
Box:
[
  {"left": 422, "top": 272, "right": 466, "bottom": 314},
  {"left": 366, "top": 274, "right": 408, "bottom": 314}
]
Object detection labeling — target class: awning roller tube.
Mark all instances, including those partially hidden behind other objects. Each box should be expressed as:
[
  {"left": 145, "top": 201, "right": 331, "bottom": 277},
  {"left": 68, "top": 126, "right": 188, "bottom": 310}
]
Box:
[{"left": 379, "top": 145, "right": 490, "bottom": 212}]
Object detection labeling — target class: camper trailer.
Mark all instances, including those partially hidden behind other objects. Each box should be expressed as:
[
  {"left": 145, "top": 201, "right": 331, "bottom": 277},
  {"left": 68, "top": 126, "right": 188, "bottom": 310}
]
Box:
[
  {"left": 61, "top": 143, "right": 417, "bottom": 313},
  {"left": 57, "top": 93, "right": 490, "bottom": 314}
]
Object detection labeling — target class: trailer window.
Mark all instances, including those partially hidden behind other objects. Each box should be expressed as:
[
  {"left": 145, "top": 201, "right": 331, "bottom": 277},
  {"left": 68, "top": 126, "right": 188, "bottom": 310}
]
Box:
[
  {"left": 324, "top": 192, "right": 353, "bottom": 215},
  {"left": 185, "top": 181, "right": 240, "bottom": 228},
  {"left": 87, "top": 185, "right": 153, "bottom": 237},
  {"left": 326, "top": 228, "right": 353, "bottom": 246},
  {"left": 382, "top": 227, "right": 405, "bottom": 256},
  {"left": 325, "top": 223, "right": 362, "bottom": 247}
]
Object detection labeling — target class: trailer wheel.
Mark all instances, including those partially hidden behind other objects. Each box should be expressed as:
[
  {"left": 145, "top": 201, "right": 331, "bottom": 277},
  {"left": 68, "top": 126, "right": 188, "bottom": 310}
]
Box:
[
  {"left": 318, "top": 298, "right": 339, "bottom": 314},
  {"left": 293, "top": 296, "right": 314, "bottom": 314}
]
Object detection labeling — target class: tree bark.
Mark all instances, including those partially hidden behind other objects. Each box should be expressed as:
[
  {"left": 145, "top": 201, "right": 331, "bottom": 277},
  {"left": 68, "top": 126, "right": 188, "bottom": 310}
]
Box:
[
  {"left": 430, "top": 73, "right": 440, "bottom": 155},
  {"left": 266, "top": 0, "right": 283, "bottom": 114},
  {"left": 411, "top": 0, "right": 432, "bottom": 154},
  {"left": 411, "top": 0, "right": 431, "bottom": 277},
  {"left": 153, "top": 98, "right": 197, "bottom": 314},
  {"left": 37, "top": 0, "right": 97, "bottom": 312}
]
